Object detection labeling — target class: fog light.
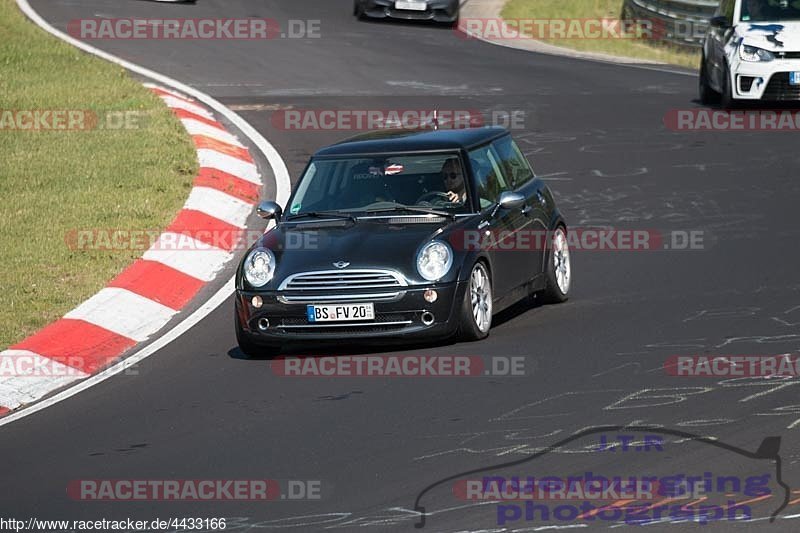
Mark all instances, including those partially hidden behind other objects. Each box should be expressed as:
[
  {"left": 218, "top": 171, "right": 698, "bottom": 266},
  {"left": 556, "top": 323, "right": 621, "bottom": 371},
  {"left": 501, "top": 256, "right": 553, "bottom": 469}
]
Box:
[
  {"left": 424, "top": 289, "right": 438, "bottom": 303},
  {"left": 251, "top": 295, "right": 263, "bottom": 308}
]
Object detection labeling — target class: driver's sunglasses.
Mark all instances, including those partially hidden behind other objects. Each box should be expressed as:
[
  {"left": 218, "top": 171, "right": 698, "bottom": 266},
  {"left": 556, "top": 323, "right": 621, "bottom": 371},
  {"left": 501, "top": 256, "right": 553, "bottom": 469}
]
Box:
[{"left": 444, "top": 171, "right": 460, "bottom": 180}]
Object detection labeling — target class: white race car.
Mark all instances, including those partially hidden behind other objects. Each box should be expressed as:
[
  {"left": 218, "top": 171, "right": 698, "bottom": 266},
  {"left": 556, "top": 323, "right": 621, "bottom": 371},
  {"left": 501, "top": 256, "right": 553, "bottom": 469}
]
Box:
[{"left": 700, "top": 0, "right": 800, "bottom": 106}]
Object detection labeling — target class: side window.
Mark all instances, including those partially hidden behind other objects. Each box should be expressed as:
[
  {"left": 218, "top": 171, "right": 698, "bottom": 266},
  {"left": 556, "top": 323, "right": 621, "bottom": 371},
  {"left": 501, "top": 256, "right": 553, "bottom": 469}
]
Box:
[
  {"left": 469, "top": 145, "right": 510, "bottom": 210},
  {"left": 491, "top": 136, "right": 535, "bottom": 189}
]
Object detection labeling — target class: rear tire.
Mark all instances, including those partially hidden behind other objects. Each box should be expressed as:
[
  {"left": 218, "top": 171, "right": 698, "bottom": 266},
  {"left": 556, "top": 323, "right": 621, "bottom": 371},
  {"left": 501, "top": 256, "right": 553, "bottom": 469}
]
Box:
[
  {"left": 540, "top": 226, "right": 571, "bottom": 304},
  {"left": 457, "top": 262, "right": 492, "bottom": 342}
]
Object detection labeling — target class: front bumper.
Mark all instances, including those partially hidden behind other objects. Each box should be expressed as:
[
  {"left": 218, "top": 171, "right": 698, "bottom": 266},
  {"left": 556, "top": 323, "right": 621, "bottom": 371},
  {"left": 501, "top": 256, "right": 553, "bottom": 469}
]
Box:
[
  {"left": 236, "top": 282, "right": 466, "bottom": 344},
  {"left": 732, "top": 59, "right": 800, "bottom": 100},
  {"left": 361, "top": 0, "right": 459, "bottom": 23}
]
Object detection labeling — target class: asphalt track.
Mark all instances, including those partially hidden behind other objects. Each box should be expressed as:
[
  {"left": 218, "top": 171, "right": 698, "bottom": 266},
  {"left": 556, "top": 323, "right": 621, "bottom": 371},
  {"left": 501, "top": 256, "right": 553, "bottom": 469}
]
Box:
[{"left": 4, "top": 0, "right": 800, "bottom": 531}]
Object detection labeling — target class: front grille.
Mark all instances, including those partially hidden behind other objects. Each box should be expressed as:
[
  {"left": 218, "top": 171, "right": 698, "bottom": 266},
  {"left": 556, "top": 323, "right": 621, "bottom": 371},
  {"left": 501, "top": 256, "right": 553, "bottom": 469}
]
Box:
[
  {"left": 277, "top": 269, "right": 407, "bottom": 303},
  {"left": 274, "top": 312, "right": 416, "bottom": 335},
  {"left": 775, "top": 52, "right": 800, "bottom": 59},
  {"left": 280, "top": 269, "right": 405, "bottom": 291},
  {"left": 762, "top": 72, "right": 800, "bottom": 101},
  {"left": 387, "top": 8, "right": 434, "bottom": 20},
  {"left": 277, "top": 323, "right": 412, "bottom": 335}
]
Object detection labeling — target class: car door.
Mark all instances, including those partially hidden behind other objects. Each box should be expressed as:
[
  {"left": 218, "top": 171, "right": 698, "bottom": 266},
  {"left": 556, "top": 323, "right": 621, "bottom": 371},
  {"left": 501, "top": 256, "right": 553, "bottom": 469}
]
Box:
[
  {"left": 467, "top": 143, "right": 529, "bottom": 298},
  {"left": 491, "top": 135, "right": 548, "bottom": 279}
]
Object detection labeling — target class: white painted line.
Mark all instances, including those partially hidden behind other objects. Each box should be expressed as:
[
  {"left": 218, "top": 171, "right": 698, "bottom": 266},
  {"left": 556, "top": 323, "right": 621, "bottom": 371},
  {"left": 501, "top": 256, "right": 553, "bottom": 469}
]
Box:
[
  {"left": 143, "top": 234, "right": 232, "bottom": 282},
  {"left": 0, "top": 350, "right": 88, "bottom": 410},
  {"left": 181, "top": 118, "right": 244, "bottom": 147},
  {"left": 184, "top": 187, "right": 252, "bottom": 229},
  {"left": 159, "top": 95, "right": 214, "bottom": 119},
  {"left": 64, "top": 288, "right": 177, "bottom": 343},
  {"left": 198, "top": 149, "right": 260, "bottom": 185}
]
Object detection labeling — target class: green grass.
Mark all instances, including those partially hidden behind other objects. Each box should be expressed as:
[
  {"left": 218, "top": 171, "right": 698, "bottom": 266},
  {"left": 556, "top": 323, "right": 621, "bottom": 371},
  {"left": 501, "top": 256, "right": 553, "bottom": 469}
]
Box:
[
  {"left": 501, "top": 0, "right": 701, "bottom": 69},
  {"left": 0, "top": 0, "right": 197, "bottom": 349}
]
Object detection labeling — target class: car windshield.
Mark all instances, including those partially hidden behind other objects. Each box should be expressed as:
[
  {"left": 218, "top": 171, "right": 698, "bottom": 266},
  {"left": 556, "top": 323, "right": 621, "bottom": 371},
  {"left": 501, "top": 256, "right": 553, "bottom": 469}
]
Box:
[
  {"left": 740, "top": 0, "right": 800, "bottom": 22},
  {"left": 287, "top": 153, "right": 472, "bottom": 216}
]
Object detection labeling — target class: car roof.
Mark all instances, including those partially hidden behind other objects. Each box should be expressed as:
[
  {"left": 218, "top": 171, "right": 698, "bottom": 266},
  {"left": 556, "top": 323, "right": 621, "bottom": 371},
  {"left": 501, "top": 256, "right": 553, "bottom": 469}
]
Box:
[{"left": 313, "top": 127, "right": 510, "bottom": 157}]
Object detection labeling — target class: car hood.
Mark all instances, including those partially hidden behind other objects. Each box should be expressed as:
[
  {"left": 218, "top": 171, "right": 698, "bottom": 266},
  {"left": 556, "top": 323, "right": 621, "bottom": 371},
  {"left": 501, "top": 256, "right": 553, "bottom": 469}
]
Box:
[
  {"left": 737, "top": 21, "right": 800, "bottom": 51},
  {"left": 255, "top": 218, "right": 468, "bottom": 285}
]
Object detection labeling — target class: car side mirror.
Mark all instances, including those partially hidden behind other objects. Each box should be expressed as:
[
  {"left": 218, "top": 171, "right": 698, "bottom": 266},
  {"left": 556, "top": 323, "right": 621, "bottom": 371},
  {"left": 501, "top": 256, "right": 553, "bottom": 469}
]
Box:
[
  {"left": 257, "top": 201, "right": 282, "bottom": 220},
  {"left": 709, "top": 15, "right": 730, "bottom": 28},
  {"left": 498, "top": 191, "right": 525, "bottom": 210}
]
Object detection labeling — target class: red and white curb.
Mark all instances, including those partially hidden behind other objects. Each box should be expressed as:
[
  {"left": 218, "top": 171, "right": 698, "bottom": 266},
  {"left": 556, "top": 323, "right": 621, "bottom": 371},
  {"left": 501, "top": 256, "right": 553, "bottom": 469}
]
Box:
[{"left": 0, "top": 85, "right": 261, "bottom": 415}]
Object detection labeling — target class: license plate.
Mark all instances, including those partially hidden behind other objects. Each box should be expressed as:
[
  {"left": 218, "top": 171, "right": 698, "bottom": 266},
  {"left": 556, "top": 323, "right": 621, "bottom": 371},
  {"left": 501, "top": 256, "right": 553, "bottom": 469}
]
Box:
[
  {"left": 791, "top": 72, "right": 800, "bottom": 85},
  {"left": 307, "top": 303, "right": 375, "bottom": 323},
  {"left": 395, "top": 0, "right": 427, "bottom": 11}
]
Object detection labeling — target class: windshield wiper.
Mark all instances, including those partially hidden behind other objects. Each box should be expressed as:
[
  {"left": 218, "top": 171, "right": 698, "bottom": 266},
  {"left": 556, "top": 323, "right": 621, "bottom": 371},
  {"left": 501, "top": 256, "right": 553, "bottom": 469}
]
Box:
[
  {"left": 286, "top": 211, "right": 356, "bottom": 223},
  {"left": 363, "top": 204, "right": 455, "bottom": 219}
]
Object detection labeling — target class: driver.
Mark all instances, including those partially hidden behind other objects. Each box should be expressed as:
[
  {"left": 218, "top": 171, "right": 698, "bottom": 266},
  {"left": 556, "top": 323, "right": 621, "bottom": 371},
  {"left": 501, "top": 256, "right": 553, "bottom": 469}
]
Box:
[
  {"left": 441, "top": 158, "right": 467, "bottom": 204},
  {"left": 744, "top": 0, "right": 767, "bottom": 19}
]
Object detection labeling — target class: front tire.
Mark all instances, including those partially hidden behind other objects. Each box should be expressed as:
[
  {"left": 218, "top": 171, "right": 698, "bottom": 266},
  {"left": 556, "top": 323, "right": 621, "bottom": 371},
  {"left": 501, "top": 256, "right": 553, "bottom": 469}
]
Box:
[
  {"left": 699, "top": 56, "right": 720, "bottom": 105},
  {"left": 720, "top": 64, "right": 736, "bottom": 109},
  {"left": 235, "top": 323, "right": 259, "bottom": 358},
  {"left": 540, "top": 226, "right": 571, "bottom": 304},
  {"left": 457, "top": 262, "right": 493, "bottom": 341},
  {"left": 353, "top": 1, "right": 366, "bottom": 19},
  {"left": 235, "top": 312, "right": 280, "bottom": 359}
]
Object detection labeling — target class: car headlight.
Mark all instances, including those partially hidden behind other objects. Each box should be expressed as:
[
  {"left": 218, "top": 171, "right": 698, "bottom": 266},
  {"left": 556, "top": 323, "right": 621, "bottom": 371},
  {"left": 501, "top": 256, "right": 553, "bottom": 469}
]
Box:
[
  {"left": 417, "top": 241, "right": 453, "bottom": 281},
  {"left": 243, "top": 248, "right": 276, "bottom": 288},
  {"left": 740, "top": 44, "right": 774, "bottom": 62}
]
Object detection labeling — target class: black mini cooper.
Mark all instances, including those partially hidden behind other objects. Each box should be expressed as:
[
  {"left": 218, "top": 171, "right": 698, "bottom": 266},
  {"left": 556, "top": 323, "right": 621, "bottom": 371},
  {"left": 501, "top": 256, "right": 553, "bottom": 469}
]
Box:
[{"left": 235, "top": 127, "right": 570, "bottom": 356}]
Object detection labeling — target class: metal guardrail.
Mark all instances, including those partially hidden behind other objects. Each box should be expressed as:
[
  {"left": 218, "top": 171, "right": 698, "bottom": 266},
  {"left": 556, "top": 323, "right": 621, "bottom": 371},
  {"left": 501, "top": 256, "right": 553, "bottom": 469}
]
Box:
[{"left": 622, "top": 0, "right": 720, "bottom": 49}]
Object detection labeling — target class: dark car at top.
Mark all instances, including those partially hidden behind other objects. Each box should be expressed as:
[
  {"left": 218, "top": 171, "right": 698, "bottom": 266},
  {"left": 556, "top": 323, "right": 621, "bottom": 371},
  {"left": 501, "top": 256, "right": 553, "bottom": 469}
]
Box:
[
  {"left": 235, "top": 127, "right": 571, "bottom": 356},
  {"left": 353, "top": 0, "right": 459, "bottom": 25}
]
